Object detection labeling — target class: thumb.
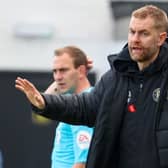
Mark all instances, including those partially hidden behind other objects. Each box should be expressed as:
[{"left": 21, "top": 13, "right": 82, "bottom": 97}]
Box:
[{"left": 35, "top": 95, "right": 45, "bottom": 109}]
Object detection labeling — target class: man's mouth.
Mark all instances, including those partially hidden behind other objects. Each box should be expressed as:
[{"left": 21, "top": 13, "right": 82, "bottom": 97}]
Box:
[
  {"left": 57, "top": 82, "right": 66, "bottom": 88},
  {"left": 131, "top": 47, "right": 143, "bottom": 53}
]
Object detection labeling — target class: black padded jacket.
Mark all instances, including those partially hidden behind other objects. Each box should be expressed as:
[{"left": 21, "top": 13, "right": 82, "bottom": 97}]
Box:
[{"left": 33, "top": 42, "right": 168, "bottom": 168}]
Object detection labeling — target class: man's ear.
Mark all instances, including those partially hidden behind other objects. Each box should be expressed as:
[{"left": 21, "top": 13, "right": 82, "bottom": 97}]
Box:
[
  {"left": 78, "top": 65, "right": 87, "bottom": 79},
  {"left": 158, "top": 32, "right": 167, "bottom": 46}
]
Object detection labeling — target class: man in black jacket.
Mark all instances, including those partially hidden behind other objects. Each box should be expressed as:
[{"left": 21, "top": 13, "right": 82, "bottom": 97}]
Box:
[{"left": 15, "top": 5, "right": 168, "bottom": 168}]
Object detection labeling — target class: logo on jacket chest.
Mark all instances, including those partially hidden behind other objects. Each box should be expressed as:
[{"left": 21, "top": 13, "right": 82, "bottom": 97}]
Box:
[
  {"left": 153, "top": 88, "right": 168, "bottom": 102},
  {"left": 153, "top": 88, "right": 160, "bottom": 102},
  {"left": 128, "top": 88, "right": 168, "bottom": 103}
]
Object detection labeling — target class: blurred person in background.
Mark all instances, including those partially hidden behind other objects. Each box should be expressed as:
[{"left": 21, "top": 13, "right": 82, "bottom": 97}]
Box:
[
  {"left": 46, "top": 46, "right": 94, "bottom": 168},
  {"left": 26, "top": 46, "right": 94, "bottom": 168}
]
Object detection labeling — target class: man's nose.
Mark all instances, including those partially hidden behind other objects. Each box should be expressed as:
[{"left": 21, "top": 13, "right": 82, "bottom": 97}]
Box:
[
  {"left": 132, "top": 33, "right": 140, "bottom": 42},
  {"left": 54, "top": 72, "right": 63, "bottom": 81}
]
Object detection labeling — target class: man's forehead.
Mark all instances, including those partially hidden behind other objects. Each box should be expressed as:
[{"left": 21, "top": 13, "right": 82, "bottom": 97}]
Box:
[
  {"left": 129, "top": 16, "right": 155, "bottom": 30},
  {"left": 52, "top": 58, "right": 74, "bottom": 70}
]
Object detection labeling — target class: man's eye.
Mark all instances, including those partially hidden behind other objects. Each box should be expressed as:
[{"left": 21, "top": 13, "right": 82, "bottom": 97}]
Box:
[
  {"left": 129, "top": 30, "right": 135, "bottom": 35},
  {"left": 143, "top": 32, "right": 148, "bottom": 36},
  {"left": 60, "top": 69, "right": 67, "bottom": 72}
]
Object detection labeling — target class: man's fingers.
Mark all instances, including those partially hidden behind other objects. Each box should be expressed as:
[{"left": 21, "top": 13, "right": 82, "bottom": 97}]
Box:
[
  {"left": 23, "top": 79, "right": 35, "bottom": 89},
  {"left": 15, "top": 76, "right": 45, "bottom": 109},
  {"left": 15, "top": 78, "right": 25, "bottom": 92},
  {"left": 15, "top": 77, "right": 35, "bottom": 91},
  {"left": 15, "top": 84, "right": 24, "bottom": 92},
  {"left": 15, "top": 77, "right": 27, "bottom": 89}
]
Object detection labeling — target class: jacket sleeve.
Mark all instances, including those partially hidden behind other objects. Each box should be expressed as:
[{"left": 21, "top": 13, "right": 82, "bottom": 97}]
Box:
[{"left": 32, "top": 71, "right": 110, "bottom": 127}]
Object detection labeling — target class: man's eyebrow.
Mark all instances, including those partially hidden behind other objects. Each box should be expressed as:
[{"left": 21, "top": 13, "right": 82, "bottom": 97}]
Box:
[{"left": 129, "top": 27, "right": 148, "bottom": 32}]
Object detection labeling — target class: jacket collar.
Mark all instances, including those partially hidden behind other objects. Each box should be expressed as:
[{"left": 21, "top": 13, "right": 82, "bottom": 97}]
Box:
[{"left": 108, "top": 42, "right": 168, "bottom": 77}]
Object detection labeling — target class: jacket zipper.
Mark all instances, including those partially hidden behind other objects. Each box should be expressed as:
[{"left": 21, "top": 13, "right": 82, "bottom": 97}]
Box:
[{"left": 140, "top": 83, "right": 143, "bottom": 92}]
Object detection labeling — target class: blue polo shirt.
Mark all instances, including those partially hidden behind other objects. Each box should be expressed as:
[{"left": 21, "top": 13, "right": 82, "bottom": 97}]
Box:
[{"left": 51, "top": 87, "right": 93, "bottom": 168}]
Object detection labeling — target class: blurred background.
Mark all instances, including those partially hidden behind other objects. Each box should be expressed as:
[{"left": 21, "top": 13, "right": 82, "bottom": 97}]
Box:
[{"left": 0, "top": 0, "right": 168, "bottom": 167}]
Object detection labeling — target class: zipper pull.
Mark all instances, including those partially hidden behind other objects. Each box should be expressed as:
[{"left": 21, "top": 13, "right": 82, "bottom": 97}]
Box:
[{"left": 140, "top": 83, "right": 143, "bottom": 90}]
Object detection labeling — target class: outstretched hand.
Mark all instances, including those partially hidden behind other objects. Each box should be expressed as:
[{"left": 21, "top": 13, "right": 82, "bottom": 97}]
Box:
[{"left": 15, "top": 77, "right": 45, "bottom": 109}]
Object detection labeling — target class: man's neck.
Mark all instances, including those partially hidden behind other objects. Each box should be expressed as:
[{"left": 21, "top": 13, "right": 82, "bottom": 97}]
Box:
[{"left": 75, "top": 78, "right": 91, "bottom": 94}]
